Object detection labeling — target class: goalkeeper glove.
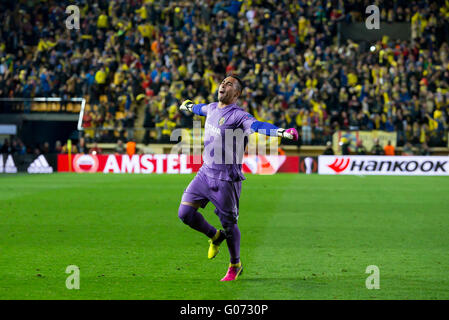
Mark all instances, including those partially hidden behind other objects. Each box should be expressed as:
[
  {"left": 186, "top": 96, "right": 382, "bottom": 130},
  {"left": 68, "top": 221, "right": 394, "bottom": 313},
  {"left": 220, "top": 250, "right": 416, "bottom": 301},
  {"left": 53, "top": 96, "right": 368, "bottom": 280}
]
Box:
[
  {"left": 276, "top": 128, "right": 299, "bottom": 141},
  {"left": 179, "top": 99, "right": 194, "bottom": 112}
]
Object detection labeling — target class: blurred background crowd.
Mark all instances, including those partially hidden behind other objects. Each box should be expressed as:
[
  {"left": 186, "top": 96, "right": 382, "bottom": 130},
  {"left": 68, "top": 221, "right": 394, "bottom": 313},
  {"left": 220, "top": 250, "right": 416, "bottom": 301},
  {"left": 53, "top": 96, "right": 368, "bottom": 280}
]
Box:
[{"left": 1, "top": 0, "right": 449, "bottom": 154}]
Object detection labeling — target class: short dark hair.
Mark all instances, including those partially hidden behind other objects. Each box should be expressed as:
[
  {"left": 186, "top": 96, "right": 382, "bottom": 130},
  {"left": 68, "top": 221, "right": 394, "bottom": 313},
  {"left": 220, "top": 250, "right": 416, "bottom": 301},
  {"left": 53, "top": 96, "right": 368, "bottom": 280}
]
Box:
[{"left": 227, "top": 75, "right": 244, "bottom": 94}]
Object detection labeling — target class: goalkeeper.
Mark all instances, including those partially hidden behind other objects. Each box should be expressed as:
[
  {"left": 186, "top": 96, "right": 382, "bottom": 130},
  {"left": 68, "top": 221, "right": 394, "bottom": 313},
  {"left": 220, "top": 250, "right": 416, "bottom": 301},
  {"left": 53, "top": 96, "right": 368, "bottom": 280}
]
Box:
[{"left": 178, "top": 75, "right": 298, "bottom": 281}]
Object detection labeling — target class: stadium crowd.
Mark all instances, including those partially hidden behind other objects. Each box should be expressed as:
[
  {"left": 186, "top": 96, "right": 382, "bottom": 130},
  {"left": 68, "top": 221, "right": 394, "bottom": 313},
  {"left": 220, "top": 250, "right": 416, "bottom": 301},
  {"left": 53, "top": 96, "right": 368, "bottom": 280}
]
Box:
[{"left": 0, "top": 0, "right": 448, "bottom": 147}]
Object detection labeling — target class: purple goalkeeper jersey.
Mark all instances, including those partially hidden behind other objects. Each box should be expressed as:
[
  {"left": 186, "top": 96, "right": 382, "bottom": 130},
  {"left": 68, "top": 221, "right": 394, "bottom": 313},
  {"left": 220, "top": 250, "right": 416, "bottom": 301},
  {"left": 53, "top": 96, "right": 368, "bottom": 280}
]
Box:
[{"left": 198, "top": 102, "right": 256, "bottom": 182}]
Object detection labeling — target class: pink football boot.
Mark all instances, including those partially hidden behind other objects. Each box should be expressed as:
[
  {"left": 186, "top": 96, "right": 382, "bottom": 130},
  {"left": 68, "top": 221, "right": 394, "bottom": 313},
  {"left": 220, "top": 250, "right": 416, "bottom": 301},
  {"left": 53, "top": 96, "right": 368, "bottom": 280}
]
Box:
[{"left": 220, "top": 263, "right": 244, "bottom": 281}]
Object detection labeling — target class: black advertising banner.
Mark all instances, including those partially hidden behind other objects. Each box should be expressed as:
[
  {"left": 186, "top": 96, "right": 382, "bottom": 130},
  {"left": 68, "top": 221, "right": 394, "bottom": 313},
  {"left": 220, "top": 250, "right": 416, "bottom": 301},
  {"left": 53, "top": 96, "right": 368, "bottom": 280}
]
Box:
[
  {"left": 0, "top": 153, "right": 57, "bottom": 174},
  {"left": 299, "top": 156, "right": 318, "bottom": 174}
]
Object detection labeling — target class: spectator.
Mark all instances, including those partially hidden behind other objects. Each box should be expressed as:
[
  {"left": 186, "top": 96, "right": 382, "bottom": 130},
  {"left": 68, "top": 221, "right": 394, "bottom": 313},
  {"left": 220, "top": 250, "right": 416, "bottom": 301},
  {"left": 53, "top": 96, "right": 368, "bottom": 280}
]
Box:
[
  {"left": 89, "top": 142, "right": 102, "bottom": 155},
  {"left": 384, "top": 141, "right": 395, "bottom": 156},
  {"left": 55, "top": 141, "right": 63, "bottom": 154},
  {"left": 77, "top": 137, "right": 88, "bottom": 154},
  {"left": 16, "top": 139, "right": 26, "bottom": 155},
  {"left": 322, "top": 141, "right": 334, "bottom": 155},
  {"left": 126, "top": 140, "right": 136, "bottom": 156},
  {"left": 0, "top": 139, "right": 10, "bottom": 154},
  {"left": 418, "top": 142, "right": 431, "bottom": 155},
  {"left": 124, "top": 110, "right": 136, "bottom": 141},
  {"left": 402, "top": 142, "right": 415, "bottom": 156},
  {"left": 339, "top": 137, "right": 351, "bottom": 155},
  {"left": 115, "top": 139, "right": 125, "bottom": 154},
  {"left": 355, "top": 140, "right": 367, "bottom": 155},
  {"left": 41, "top": 142, "right": 50, "bottom": 155},
  {"left": 143, "top": 103, "right": 156, "bottom": 144},
  {"left": 301, "top": 110, "right": 312, "bottom": 145},
  {"left": 156, "top": 114, "right": 177, "bottom": 143},
  {"left": 62, "top": 142, "right": 78, "bottom": 154},
  {"left": 371, "top": 138, "right": 384, "bottom": 155}
]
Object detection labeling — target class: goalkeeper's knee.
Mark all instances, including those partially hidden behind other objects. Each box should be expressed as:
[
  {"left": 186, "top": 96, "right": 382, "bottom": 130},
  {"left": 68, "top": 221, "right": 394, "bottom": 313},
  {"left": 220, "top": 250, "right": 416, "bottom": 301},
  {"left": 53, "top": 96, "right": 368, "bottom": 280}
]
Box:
[{"left": 178, "top": 204, "right": 196, "bottom": 225}]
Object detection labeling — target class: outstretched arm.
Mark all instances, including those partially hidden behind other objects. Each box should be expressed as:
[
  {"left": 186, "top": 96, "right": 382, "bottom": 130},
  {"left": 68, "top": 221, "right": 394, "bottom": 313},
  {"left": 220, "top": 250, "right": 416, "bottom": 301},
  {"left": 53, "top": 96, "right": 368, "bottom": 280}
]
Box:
[
  {"left": 250, "top": 121, "right": 299, "bottom": 140},
  {"left": 179, "top": 99, "right": 207, "bottom": 116}
]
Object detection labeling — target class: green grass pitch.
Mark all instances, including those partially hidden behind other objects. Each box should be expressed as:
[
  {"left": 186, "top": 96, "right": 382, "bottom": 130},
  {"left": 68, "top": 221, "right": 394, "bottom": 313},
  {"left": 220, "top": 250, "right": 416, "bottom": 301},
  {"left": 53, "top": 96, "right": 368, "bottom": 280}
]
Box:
[{"left": 1, "top": 173, "right": 448, "bottom": 300}]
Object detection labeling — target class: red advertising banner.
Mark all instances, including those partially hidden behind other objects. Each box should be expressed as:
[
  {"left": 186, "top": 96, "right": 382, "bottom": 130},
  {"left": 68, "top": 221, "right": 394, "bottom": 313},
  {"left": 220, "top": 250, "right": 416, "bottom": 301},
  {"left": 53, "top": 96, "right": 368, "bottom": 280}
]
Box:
[
  {"left": 241, "top": 155, "right": 298, "bottom": 174},
  {"left": 57, "top": 154, "right": 299, "bottom": 174}
]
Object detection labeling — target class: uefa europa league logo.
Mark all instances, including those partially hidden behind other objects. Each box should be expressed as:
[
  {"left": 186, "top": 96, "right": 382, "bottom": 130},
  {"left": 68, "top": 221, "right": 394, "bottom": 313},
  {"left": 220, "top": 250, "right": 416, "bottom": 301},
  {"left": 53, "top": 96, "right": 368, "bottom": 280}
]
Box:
[{"left": 304, "top": 157, "right": 313, "bottom": 175}]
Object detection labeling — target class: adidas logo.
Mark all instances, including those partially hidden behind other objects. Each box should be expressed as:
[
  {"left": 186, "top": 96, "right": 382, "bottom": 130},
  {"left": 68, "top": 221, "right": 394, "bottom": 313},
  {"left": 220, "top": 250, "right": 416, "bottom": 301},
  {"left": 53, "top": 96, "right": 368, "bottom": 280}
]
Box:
[
  {"left": 27, "top": 155, "right": 53, "bottom": 174},
  {"left": 0, "top": 154, "right": 18, "bottom": 173}
]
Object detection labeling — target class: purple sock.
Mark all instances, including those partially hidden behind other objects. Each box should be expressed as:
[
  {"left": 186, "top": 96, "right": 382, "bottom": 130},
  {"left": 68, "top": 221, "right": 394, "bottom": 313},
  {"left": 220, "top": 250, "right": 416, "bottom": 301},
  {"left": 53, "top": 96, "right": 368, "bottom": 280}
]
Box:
[
  {"left": 178, "top": 204, "right": 216, "bottom": 238},
  {"left": 225, "top": 224, "right": 241, "bottom": 264}
]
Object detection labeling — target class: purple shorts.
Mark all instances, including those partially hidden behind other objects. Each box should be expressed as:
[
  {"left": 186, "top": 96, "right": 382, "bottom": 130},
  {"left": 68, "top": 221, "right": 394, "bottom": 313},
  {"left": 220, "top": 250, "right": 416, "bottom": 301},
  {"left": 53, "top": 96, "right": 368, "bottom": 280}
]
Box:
[{"left": 181, "top": 171, "right": 241, "bottom": 225}]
